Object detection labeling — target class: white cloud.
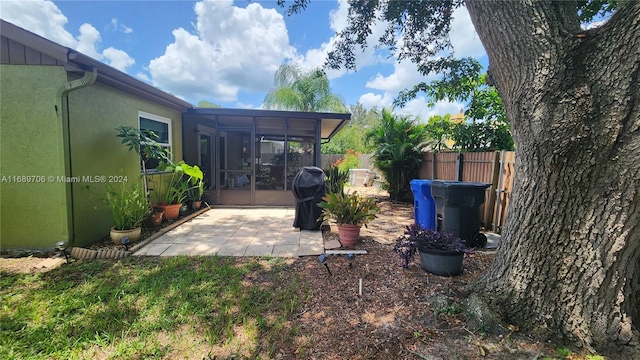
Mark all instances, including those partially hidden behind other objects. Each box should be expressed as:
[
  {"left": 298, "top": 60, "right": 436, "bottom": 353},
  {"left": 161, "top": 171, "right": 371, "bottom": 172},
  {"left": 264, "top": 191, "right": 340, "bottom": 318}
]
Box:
[
  {"left": 359, "top": 92, "right": 394, "bottom": 109},
  {"left": 111, "top": 18, "right": 133, "bottom": 34},
  {"left": 147, "top": 0, "right": 296, "bottom": 102},
  {"left": 365, "top": 60, "right": 440, "bottom": 93},
  {"left": 296, "top": 0, "right": 390, "bottom": 80},
  {"left": 103, "top": 47, "right": 135, "bottom": 71},
  {"left": 136, "top": 72, "right": 151, "bottom": 82},
  {"left": 449, "top": 7, "right": 486, "bottom": 58},
  {"left": 1, "top": 0, "right": 135, "bottom": 71},
  {"left": 399, "top": 98, "right": 465, "bottom": 122},
  {"left": 75, "top": 23, "right": 102, "bottom": 60},
  {"left": 359, "top": 91, "right": 463, "bottom": 122}
]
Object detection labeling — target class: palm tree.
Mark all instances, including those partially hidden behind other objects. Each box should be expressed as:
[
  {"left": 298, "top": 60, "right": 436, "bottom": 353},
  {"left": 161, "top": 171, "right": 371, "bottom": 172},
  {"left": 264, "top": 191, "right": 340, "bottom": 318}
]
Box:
[
  {"left": 263, "top": 63, "right": 347, "bottom": 112},
  {"left": 365, "top": 109, "right": 429, "bottom": 201}
]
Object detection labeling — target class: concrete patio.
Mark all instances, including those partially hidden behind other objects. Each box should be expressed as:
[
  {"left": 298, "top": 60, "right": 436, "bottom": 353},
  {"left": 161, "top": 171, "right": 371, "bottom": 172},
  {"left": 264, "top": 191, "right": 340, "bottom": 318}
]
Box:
[{"left": 133, "top": 207, "right": 324, "bottom": 257}]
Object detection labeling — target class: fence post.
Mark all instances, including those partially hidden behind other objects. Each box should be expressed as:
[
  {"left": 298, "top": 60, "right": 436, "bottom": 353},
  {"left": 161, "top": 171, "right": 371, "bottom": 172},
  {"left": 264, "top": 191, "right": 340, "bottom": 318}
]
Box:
[
  {"left": 431, "top": 153, "right": 437, "bottom": 180},
  {"left": 493, "top": 150, "right": 506, "bottom": 233},
  {"left": 485, "top": 151, "right": 501, "bottom": 230},
  {"left": 455, "top": 153, "right": 463, "bottom": 181}
]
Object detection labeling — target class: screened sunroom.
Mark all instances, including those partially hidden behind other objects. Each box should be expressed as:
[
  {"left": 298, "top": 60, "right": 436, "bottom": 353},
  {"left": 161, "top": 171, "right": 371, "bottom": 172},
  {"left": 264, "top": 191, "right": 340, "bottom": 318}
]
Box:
[{"left": 182, "top": 108, "right": 350, "bottom": 206}]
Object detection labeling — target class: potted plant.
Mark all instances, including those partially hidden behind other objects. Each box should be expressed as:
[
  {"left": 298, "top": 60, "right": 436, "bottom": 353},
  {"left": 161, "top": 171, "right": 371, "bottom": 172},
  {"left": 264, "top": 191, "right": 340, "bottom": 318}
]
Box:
[
  {"left": 144, "top": 209, "right": 164, "bottom": 228},
  {"left": 158, "top": 161, "right": 203, "bottom": 219},
  {"left": 318, "top": 191, "right": 379, "bottom": 247},
  {"left": 188, "top": 179, "right": 204, "bottom": 210},
  {"left": 99, "top": 182, "right": 151, "bottom": 245},
  {"left": 393, "top": 224, "right": 471, "bottom": 276},
  {"left": 116, "top": 126, "right": 170, "bottom": 223}
]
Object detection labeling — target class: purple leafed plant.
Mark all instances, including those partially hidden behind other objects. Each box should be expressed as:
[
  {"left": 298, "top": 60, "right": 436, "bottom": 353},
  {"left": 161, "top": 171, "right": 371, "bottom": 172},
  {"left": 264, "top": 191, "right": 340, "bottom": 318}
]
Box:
[{"left": 393, "top": 224, "right": 470, "bottom": 268}]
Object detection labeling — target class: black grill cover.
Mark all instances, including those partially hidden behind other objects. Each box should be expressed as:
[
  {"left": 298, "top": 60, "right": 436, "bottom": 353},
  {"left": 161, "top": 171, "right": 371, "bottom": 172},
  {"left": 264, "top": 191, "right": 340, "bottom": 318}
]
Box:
[{"left": 292, "top": 166, "right": 326, "bottom": 230}]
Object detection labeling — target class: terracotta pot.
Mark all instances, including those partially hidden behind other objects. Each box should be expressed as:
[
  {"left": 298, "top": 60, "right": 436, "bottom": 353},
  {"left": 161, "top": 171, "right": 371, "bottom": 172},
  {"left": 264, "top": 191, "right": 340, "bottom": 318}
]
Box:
[
  {"left": 337, "top": 224, "right": 362, "bottom": 247},
  {"left": 145, "top": 211, "right": 164, "bottom": 228},
  {"left": 110, "top": 227, "right": 141, "bottom": 245},
  {"left": 157, "top": 203, "right": 182, "bottom": 220},
  {"left": 192, "top": 200, "right": 202, "bottom": 210}
]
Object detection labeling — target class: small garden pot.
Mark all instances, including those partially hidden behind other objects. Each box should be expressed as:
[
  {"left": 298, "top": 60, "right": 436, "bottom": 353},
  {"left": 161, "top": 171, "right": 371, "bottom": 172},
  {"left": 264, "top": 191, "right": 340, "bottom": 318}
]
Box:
[
  {"left": 192, "top": 200, "right": 202, "bottom": 210},
  {"left": 418, "top": 247, "right": 464, "bottom": 276},
  {"left": 337, "top": 224, "right": 362, "bottom": 247},
  {"left": 158, "top": 203, "right": 181, "bottom": 220},
  {"left": 179, "top": 204, "right": 188, "bottom": 215},
  {"left": 110, "top": 227, "right": 141, "bottom": 245},
  {"left": 145, "top": 211, "right": 163, "bottom": 228}
]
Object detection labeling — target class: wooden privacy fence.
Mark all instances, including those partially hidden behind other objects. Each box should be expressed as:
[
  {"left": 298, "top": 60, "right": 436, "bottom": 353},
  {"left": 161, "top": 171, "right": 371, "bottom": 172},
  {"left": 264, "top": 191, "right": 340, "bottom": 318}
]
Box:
[
  {"left": 419, "top": 151, "right": 516, "bottom": 234},
  {"left": 320, "top": 154, "right": 374, "bottom": 170},
  {"left": 320, "top": 152, "right": 515, "bottom": 233}
]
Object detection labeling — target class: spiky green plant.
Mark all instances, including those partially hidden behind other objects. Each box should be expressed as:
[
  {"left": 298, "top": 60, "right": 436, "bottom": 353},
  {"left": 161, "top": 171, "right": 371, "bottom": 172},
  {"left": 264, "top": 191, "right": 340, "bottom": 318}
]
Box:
[
  {"left": 365, "top": 109, "right": 429, "bottom": 201},
  {"left": 323, "top": 166, "right": 349, "bottom": 195},
  {"left": 317, "top": 191, "right": 379, "bottom": 226}
]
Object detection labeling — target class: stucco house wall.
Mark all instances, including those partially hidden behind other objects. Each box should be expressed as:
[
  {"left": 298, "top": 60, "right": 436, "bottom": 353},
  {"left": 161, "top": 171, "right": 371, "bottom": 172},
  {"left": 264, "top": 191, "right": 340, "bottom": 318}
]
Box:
[
  {"left": 0, "top": 20, "right": 190, "bottom": 252},
  {"left": 0, "top": 65, "right": 71, "bottom": 250},
  {"left": 67, "top": 83, "right": 183, "bottom": 247}
]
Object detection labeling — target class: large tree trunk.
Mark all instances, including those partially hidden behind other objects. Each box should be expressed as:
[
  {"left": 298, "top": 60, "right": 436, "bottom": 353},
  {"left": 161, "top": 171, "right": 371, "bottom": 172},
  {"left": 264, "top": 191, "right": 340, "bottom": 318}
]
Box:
[{"left": 466, "top": 1, "right": 640, "bottom": 355}]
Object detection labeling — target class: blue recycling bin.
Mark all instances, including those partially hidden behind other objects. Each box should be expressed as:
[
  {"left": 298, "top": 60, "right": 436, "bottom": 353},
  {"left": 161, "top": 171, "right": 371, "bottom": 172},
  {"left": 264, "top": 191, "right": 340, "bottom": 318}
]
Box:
[{"left": 410, "top": 179, "right": 436, "bottom": 230}]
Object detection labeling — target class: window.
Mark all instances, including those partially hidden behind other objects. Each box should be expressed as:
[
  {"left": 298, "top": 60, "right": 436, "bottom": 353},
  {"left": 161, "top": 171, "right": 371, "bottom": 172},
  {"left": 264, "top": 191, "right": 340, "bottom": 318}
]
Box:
[{"left": 138, "top": 111, "right": 171, "bottom": 171}]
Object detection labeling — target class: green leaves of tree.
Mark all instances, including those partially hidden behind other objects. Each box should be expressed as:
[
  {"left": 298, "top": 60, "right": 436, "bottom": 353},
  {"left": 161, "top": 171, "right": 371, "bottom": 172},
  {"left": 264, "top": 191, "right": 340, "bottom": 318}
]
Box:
[
  {"left": 365, "top": 109, "right": 429, "bottom": 201},
  {"left": 263, "top": 63, "right": 347, "bottom": 113}
]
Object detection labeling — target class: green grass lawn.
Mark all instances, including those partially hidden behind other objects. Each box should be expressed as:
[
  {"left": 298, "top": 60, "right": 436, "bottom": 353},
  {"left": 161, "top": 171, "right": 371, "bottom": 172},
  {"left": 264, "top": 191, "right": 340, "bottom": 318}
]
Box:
[{"left": 0, "top": 256, "right": 307, "bottom": 359}]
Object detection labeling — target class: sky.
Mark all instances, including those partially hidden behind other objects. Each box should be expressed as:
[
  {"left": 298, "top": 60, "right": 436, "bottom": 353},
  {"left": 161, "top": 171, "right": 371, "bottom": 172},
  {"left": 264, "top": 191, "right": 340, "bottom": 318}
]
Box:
[{"left": 0, "top": 0, "right": 488, "bottom": 121}]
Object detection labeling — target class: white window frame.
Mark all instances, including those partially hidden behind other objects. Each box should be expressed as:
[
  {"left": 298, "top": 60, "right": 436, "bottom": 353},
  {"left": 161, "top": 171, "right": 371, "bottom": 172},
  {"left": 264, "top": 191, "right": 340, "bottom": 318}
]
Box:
[{"left": 138, "top": 111, "right": 172, "bottom": 172}]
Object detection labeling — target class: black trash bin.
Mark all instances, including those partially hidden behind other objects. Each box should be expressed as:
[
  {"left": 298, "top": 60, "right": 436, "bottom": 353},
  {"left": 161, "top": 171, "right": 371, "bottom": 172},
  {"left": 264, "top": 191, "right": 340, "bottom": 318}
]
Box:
[
  {"left": 430, "top": 181, "right": 491, "bottom": 248},
  {"left": 292, "top": 166, "right": 326, "bottom": 230}
]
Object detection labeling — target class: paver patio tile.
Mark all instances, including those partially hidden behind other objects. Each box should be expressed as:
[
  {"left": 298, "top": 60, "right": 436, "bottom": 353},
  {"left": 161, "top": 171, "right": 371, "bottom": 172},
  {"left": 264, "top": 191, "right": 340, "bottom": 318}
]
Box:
[
  {"left": 161, "top": 243, "right": 196, "bottom": 256},
  {"left": 244, "top": 244, "right": 274, "bottom": 256},
  {"left": 137, "top": 207, "right": 330, "bottom": 257},
  {"left": 164, "top": 227, "right": 193, "bottom": 237},
  {"left": 213, "top": 229, "right": 239, "bottom": 237},
  {"left": 190, "top": 242, "right": 223, "bottom": 256},
  {"left": 205, "top": 235, "right": 231, "bottom": 245},
  {"left": 298, "top": 244, "right": 325, "bottom": 256},
  {"left": 231, "top": 236, "right": 255, "bottom": 245},
  {"left": 172, "top": 235, "right": 203, "bottom": 243},
  {"left": 217, "top": 242, "right": 249, "bottom": 256},
  {"left": 134, "top": 243, "right": 173, "bottom": 256},
  {"left": 150, "top": 236, "right": 176, "bottom": 244},
  {"left": 250, "top": 237, "right": 277, "bottom": 246},
  {"left": 236, "top": 227, "right": 260, "bottom": 236},
  {"left": 277, "top": 236, "right": 300, "bottom": 245},
  {"left": 272, "top": 244, "right": 298, "bottom": 257}
]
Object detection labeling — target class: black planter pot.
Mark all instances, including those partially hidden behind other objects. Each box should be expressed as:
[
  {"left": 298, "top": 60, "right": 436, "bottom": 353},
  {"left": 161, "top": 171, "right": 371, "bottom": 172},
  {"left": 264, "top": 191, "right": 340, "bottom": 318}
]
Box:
[{"left": 418, "top": 247, "right": 464, "bottom": 276}]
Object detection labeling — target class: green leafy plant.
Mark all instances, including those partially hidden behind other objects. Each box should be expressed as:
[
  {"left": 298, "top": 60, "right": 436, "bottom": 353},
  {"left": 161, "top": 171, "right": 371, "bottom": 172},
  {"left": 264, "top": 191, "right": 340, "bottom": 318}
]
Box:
[
  {"left": 433, "top": 301, "right": 463, "bottom": 317},
  {"left": 99, "top": 182, "right": 151, "bottom": 230},
  {"left": 115, "top": 126, "right": 171, "bottom": 199},
  {"left": 317, "top": 191, "right": 379, "bottom": 226},
  {"left": 323, "top": 166, "right": 349, "bottom": 195},
  {"left": 365, "top": 109, "right": 429, "bottom": 202},
  {"left": 163, "top": 161, "right": 203, "bottom": 205},
  {"left": 333, "top": 149, "right": 360, "bottom": 173}
]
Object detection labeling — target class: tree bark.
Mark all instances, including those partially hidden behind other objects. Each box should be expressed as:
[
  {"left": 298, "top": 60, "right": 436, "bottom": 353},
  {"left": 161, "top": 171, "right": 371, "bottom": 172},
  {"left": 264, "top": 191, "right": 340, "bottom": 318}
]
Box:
[{"left": 466, "top": 1, "right": 640, "bottom": 354}]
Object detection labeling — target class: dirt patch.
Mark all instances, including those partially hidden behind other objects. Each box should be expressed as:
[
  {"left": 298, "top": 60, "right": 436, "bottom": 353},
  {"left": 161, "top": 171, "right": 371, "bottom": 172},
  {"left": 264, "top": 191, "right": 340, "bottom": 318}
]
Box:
[
  {"left": 268, "top": 187, "right": 558, "bottom": 359},
  {"left": 0, "top": 256, "right": 62, "bottom": 274}
]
